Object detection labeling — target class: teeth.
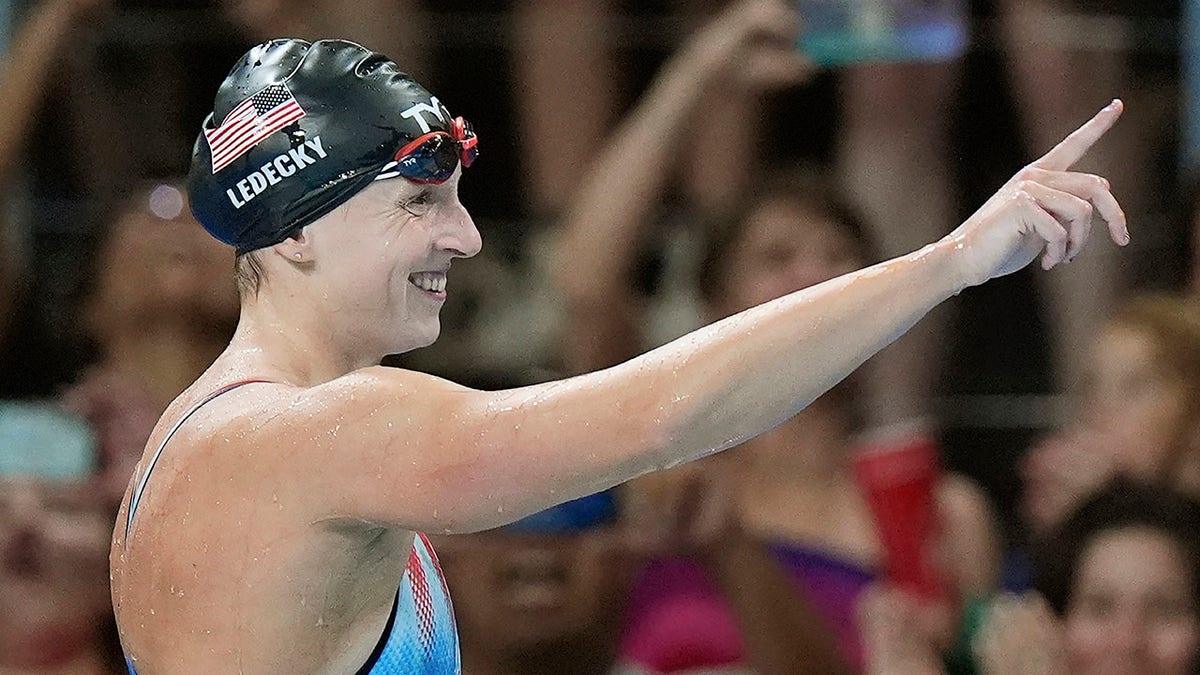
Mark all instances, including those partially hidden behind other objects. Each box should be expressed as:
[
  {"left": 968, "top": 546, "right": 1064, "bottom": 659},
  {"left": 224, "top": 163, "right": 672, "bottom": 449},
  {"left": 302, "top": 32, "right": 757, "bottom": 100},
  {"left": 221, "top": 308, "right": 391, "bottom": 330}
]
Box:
[{"left": 410, "top": 271, "right": 446, "bottom": 293}]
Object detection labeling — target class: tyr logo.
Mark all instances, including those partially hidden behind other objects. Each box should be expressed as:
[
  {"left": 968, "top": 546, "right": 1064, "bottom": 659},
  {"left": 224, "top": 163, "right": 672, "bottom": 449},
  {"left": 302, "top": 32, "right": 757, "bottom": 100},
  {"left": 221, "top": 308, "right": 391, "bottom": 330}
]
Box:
[{"left": 400, "top": 95, "right": 447, "bottom": 134}]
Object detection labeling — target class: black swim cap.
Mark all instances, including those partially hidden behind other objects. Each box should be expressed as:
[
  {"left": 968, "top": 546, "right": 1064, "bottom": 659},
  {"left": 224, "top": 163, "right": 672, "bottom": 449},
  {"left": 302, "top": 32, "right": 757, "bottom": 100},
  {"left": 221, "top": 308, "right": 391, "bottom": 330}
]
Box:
[{"left": 188, "top": 39, "right": 467, "bottom": 255}]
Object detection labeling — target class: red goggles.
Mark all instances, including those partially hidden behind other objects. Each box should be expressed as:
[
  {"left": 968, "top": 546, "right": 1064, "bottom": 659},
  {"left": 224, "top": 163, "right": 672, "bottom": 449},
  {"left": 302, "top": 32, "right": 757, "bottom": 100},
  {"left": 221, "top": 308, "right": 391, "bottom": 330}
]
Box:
[{"left": 376, "top": 116, "right": 479, "bottom": 184}]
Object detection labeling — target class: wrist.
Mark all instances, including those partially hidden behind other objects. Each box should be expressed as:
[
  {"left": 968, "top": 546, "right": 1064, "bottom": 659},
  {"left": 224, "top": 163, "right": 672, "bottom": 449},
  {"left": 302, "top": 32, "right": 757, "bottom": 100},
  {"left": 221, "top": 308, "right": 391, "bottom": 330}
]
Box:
[{"left": 914, "top": 238, "right": 971, "bottom": 299}]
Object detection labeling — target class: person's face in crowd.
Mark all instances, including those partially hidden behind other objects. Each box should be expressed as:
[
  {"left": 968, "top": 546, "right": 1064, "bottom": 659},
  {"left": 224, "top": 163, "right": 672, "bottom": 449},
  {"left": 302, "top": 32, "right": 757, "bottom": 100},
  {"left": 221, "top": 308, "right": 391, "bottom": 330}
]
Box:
[
  {"left": 0, "top": 477, "right": 111, "bottom": 639},
  {"left": 1064, "top": 526, "right": 1200, "bottom": 675},
  {"left": 304, "top": 173, "right": 481, "bottom": 354},
  {"left": 1081, "top": 322, "right": 1192, "bottom": 480},
  {"left": 90, "top": 185, "right": 238, "bottom": 337},
  {"left": 438, "top": 529, "right": 629, "bottom": 657},
  {"left": 715, "top": 197, "right": 865, "bottom": 316}
]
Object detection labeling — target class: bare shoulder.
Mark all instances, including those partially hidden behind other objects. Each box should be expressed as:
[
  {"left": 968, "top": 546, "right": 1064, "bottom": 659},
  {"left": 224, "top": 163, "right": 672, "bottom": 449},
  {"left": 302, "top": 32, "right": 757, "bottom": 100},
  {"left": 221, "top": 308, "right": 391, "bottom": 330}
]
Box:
[{"left": 170, "top": 366, "right": 480, "bottom": 530}]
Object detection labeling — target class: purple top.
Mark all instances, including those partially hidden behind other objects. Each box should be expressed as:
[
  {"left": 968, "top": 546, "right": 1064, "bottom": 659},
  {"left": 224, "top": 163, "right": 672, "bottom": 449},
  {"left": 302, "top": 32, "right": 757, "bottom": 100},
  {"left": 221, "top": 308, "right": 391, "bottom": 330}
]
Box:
[{"left": 618, "top": 543, "right": 878, "bottom": 673}]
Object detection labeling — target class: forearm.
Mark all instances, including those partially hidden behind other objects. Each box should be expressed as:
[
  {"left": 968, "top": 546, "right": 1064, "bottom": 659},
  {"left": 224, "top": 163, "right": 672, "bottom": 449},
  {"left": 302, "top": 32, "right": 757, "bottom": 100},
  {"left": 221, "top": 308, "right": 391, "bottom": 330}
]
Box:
[
  {"left": 0, "top": 0, "right": 82, "bottom": 184},
  {"left": 556, "top": 41, "right": 723, "bottom": 304},
  {"left": 704, "top": 539, "right": 853, "bottom": 675},
  {"left": 556, "top": 43, "right": 728, "bottom": 371},
  {"left": 441, "top": 241, "right": 964, "bottom": 529},
  {"left": 639, "top": 241, "right": 961, "bottom": 467}
]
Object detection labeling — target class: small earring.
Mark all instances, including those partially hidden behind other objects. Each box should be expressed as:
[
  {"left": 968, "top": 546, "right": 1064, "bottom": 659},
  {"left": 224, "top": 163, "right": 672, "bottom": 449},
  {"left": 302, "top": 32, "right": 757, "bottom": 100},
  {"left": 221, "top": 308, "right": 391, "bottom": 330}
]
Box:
[{"left": 293, "top": 252, "right": 302, "bottom": 261}]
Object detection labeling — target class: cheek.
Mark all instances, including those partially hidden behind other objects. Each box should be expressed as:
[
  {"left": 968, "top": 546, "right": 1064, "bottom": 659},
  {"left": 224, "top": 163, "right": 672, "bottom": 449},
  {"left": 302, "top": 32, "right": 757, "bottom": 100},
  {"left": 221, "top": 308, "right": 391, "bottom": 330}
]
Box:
[{"left": 1148, "top": 618, "right": 1200, "bottom": 672}]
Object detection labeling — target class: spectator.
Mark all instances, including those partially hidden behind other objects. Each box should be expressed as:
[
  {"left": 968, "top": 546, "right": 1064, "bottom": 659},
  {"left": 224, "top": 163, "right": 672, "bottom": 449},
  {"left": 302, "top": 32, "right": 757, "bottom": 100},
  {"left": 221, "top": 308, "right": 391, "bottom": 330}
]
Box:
[
  {"left": 62, "top": 181, "right": 238, "bottom": 504},
  {"left": 553, "top": 5, "right": 999, "bottom": 669},
  {"left": 862, "top": 480, "right": 1200, "bottom": 675},
  {"left": 1032, "top": 478, "right": 1200, "bottom": 675},
  {"left": 0, "top": 406, "right": 123, "bottom": 674},
  {"left": 445, "top": 477, "right": 847, "bottom": 675},
  {"left": 436, "top": 491, "right": 635, "bottom": 675},
  {"left": 1022, "top": 294, "right": 1200, "bottom": 537}
]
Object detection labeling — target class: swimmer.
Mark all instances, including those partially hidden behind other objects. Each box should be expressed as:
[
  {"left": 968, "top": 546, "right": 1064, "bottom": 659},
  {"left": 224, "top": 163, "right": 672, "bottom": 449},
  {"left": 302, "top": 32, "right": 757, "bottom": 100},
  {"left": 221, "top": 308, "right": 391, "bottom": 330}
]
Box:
[{"left": 109, "top": 38, "right": 1129, "bottom": 674}]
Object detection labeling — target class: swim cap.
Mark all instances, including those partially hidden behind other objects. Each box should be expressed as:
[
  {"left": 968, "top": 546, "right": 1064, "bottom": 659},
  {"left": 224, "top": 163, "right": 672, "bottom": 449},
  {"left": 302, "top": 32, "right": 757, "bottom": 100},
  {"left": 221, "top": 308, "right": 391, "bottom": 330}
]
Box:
[{"left": 188, "top": 39, "right": 476, "bottom": 255}]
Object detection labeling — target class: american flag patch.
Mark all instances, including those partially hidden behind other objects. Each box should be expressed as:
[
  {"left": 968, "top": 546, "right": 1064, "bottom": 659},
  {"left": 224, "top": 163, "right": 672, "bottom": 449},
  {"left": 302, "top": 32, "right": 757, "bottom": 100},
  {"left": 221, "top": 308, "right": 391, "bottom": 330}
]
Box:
[{"left": 205, "top": 83, "right": 305, "bottom": 173}]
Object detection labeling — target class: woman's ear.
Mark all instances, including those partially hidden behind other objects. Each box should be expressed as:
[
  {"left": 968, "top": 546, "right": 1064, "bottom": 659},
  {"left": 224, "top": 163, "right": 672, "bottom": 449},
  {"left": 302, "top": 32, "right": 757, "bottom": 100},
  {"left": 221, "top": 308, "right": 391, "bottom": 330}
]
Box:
[{"left": 271, "top": 229, "right": 312, "bottom": 264}]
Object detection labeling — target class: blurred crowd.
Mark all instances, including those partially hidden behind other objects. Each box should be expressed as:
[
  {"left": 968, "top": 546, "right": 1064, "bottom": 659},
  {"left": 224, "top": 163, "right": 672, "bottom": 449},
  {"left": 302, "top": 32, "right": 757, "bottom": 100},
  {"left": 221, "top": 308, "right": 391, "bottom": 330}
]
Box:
[{"left": 1, "top": 0, "right": 1199, "bottom": 673}]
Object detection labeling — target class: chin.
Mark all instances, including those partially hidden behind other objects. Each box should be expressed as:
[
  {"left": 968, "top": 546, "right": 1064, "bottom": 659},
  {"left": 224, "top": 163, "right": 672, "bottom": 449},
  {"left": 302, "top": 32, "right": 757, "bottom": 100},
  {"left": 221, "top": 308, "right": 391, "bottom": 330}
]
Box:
[{"left": 391, "top": 320, "right": 441, "bottom": 354}]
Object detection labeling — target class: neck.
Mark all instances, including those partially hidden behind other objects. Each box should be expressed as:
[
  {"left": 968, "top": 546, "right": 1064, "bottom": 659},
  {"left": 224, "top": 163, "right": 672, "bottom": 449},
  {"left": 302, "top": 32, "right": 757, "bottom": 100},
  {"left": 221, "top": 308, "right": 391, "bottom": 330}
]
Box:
[
  {"left": 461, "top": 638, "right": 615, "bottom": 675},
  {"left": 101, "top": 322, "right": 228, "bottom": 410},
  {"left": 230, "top": 288, "right": 380, "bottom": 386},
  {"left": 739, "top": 401, "right": 852, "bottom": 488}
]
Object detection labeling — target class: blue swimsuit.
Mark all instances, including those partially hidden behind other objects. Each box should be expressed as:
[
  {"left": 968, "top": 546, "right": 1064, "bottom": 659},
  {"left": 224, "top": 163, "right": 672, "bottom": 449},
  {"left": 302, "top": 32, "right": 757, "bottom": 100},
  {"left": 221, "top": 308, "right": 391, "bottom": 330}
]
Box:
[{"left": 122, "top": 380, "right": 460, "bottom": 674}]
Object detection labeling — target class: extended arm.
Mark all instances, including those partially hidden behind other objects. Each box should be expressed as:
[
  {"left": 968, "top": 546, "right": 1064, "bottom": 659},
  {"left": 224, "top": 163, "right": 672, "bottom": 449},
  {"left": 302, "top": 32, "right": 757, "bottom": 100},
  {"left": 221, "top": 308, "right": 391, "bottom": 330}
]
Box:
[{"left": 273, "top": 102, "right": 1127, "bottom": 534}]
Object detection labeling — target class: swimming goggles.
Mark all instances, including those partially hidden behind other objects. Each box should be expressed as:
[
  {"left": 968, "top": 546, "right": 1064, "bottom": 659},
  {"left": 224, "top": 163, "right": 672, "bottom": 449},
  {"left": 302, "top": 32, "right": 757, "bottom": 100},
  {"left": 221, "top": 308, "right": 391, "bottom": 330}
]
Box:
[{"left": 375, "top": 116, "right": 478, "bottom": 184}]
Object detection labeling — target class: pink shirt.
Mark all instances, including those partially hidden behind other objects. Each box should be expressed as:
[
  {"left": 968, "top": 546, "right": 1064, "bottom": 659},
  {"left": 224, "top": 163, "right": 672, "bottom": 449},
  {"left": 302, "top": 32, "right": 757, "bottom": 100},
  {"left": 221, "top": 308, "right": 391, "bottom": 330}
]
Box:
[{"left": 618, "top": 544, "right": 877, "bottom": 673}]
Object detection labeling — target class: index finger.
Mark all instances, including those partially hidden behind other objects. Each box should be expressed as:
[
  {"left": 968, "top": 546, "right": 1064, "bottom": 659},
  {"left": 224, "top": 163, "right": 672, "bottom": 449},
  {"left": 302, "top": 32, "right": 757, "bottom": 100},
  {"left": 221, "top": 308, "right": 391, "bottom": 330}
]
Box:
[{"left": 1030, "top": 99, "right": 1124, "bottom": 171}]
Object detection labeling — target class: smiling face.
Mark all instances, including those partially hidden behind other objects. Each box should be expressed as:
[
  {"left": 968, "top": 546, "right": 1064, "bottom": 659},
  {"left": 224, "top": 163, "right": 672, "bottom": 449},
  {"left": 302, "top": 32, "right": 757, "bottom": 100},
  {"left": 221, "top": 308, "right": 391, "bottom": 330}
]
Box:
[
  {"left": 1064, "top": 526, "right": 1200, "bottom": 675},
  {"left": 298, "top": 170, "right": 481, "bottom": 356}
]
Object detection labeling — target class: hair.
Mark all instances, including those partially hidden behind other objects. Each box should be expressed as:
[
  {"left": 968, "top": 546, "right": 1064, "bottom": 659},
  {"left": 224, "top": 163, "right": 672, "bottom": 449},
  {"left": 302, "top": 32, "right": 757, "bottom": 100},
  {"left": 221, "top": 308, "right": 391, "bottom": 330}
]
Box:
[
  {"left": 697, "top": 165, "right": 880, "bottom": 309},
  {"left": 1035, "top": 477, "right": 1200, "bottom": 617},
  {"left": 1105, "top": 294, "right": 1200, "bottom": 483},
  {"left": 236, "top": 251, "right": 267, "bottom": 297},
  {"left": 1106, "top": 294, "right": 1200, "bottom": 396}
]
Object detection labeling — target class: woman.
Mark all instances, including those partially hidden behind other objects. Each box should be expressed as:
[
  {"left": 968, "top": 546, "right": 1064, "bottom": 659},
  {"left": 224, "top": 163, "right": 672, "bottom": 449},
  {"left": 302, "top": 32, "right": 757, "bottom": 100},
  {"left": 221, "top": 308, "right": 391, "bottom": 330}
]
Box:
[
  {"left": 1039, "top": 478, "right": 1200, "bottom": 674},
  {"left": 554, "top": 5, "right": 995, "bottom": 669},
  {"left": 109, "top": 34, "right": 1127, "bottom": 675},
  {"left": 1022, "top": 294, "right": 1200, "bottom": 536},
  {"left": 606, "top": 172, "right": 999, "bottom": 673},
  {"left": 862, "top": 480, "right": 1200, "bottom": 675}
]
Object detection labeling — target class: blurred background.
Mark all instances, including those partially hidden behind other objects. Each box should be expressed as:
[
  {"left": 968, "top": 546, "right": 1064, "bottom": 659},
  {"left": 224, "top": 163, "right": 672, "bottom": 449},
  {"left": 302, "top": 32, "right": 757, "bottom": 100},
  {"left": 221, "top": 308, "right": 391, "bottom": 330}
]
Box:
[{"left": 2, "top": 0, "right": 1200, "bottom": 673}]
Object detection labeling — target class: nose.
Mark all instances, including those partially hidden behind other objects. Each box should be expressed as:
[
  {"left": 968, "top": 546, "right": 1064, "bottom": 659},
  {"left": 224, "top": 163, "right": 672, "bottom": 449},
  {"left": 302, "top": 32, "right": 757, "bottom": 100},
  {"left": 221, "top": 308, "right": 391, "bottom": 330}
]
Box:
[{"left": 436, "top": 200, "right": 482, "bottom": 259}]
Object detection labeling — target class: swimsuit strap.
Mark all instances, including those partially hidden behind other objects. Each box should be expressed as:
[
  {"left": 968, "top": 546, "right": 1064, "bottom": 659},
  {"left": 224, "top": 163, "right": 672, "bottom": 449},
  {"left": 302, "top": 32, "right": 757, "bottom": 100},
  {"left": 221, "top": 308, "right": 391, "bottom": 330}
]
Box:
[{"left": 124, "top": 379, "right": 273, "bottom": 542}]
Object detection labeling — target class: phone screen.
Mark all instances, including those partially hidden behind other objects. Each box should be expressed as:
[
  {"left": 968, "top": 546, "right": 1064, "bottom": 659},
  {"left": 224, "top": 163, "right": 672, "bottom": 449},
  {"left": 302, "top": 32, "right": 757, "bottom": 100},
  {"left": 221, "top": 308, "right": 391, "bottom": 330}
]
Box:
[
  {"left": 0, "top": 401, "right": 97, "bottom": 481},
  {"left": 795, "top": 0, "right": 969, "bottom": 66}
]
